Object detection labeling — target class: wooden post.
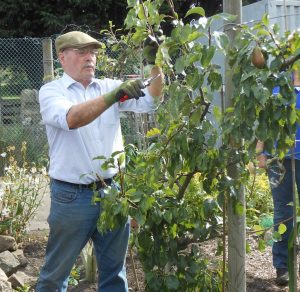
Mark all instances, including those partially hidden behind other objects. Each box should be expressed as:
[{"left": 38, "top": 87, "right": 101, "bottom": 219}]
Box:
[
  {"left": 223, "top": 1, "right": 245, "bottom": 291},
  {"left": 42, "top": 39, "right": 54, "bottom": 83}
]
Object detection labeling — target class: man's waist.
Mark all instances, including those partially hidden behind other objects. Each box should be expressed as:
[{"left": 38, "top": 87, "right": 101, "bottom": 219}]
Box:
[{"left": 51, "top": 177, "right": 115, "bottom": 190}]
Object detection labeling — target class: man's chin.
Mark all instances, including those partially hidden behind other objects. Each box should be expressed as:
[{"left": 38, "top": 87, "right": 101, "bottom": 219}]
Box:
[{"left": 84, "top": 72, "right": 95, "bottom": 80}]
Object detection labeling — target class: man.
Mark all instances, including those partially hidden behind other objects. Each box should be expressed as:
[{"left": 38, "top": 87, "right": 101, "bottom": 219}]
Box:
[
  {"left": 36, "top": 31, "right": 163, "bottom": 291},
  {"left": 256, "top": 70, "right": 300, "bottom": 286}
]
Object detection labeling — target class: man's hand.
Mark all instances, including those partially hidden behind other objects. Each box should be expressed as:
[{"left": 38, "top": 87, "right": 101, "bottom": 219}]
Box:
[
  {"left": 256, "top": 153, "right": 267, "bottom": 168},
  {"left": 143, "top": 31, "right": 164, "bottom": 65},
  {"left": 143, "top": 35, "right": 159, "bottom": 65},
  {"left": 103, "top": 79, "right": 145, "bottom": 106},
  {"left": 255, "top": 140, "right": 266, "bottom": 168}
]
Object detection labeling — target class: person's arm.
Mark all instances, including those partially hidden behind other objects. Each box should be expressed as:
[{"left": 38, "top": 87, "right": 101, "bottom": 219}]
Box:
[
  {"left": 147, "top": 66, "right": 164, "bottom": 99},
  {"left": 67, "top": 66, "right": 164, "bottom": 129},
  {"left": 66, "top": 79, "right": 146, "bottom": 129},
  {"left": 66, "top": 96, "right": 109, "bottom": 129},
  {"left": 256, "top": 140, "right": 267, "bottom": 168}
]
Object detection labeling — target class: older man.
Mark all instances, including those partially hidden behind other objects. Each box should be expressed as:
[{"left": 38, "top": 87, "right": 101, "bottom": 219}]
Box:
[{"left": 36, "top": 31, "right": 163, "bottom": 292}]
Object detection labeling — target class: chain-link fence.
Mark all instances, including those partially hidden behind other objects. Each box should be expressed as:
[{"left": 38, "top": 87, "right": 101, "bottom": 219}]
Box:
[{"left": 0, "top": 37, "right": 154, "bottom": 174}]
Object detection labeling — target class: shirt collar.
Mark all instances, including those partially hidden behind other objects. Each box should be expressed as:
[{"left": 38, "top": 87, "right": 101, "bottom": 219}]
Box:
[{"left": 62, "top": 73, "right": 98, "bottom": 89}]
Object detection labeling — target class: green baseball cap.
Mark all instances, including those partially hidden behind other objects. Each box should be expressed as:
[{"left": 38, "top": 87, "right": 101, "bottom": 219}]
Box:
[{"left": 55, "top": 31, "right": 102, "bottom": 54}]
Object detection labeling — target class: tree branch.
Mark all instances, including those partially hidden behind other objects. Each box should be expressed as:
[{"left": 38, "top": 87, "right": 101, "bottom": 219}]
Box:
[
  {"left": 177, "top": 172, "right": 195, "bottom": 200},
  {"left": 166, "top": 0, "right": 178, "bottom": 19},
  {"left": 280, "top": 53, "right": 300, "bottom": 71}
]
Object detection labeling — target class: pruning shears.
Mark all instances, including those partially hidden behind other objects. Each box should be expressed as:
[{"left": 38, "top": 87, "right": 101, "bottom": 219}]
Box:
[{"left": 119, "top": 73, "right": 161, "bottom": 102}]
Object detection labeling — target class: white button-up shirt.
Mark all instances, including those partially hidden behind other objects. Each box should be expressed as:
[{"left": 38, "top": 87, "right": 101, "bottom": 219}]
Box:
[{"left": 39, "top": 73, "right": 155, "bottom": 183}]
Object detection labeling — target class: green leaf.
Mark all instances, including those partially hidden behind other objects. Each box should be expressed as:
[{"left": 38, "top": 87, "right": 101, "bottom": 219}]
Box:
[
  {"left": 289, "top": 108, "right": 297, "bottom": 124},
  {"left": 127, "top": 0, "right": 137, "bottom": 8},
  {"left": 93, "top": 155, "right": 106, "bottom": 160},
  {"left": 235, "top": 201, "right": 244, "bottom": 216},
  {"left": 213, "top": 31, "right": 229, "bottom": 52},
  {"left": 170, "top": 224, "right": 178, "bottom": 238},
  {"left": 216, "top": 240, "right": 223, "bottom": 256},
  {"left": 187, "top": 31, "right": 204, "bottom": 42},
  {"left": 215, "top": 12, "right": 237, "bottom": 22},
  {"left": 137, "top": 3, "right": 146, "bottom": 19},
  {"left": 258, "top": 238, "right": 266, "bottom": 251},
  {"left": 261, "top": 13, "right": 269, "bottom": 26},
  {"left": 175, "top": 56, "right": 186, "bottom": 74},
  {"left": 208, "top": 70, "right": 222, "bottom": 91},
  {"left": 166, "top": 275, "right": 180, "bottom": 290},
  {"left": 133, "top": 209, "right": 146, "bottom": 225},
  {"left": 253, "top": 224, "right": 263, "bottom": 236},
  {"left": 272, "top": 231, "right": 282, "bottom": 242},
  {"left": 146, "top": 128, "right": 161, "bottom": 138},
  {"left": 278, "top": 223, "right": 287, "bottom": 235},
  {"left": 111, "top": 150, "right": 124, "bottom": 157},
  {"left": 164, "top": 210, "right": 173, "bottom": 223},
  {"left": 118, "top": 153, "right": 125, "bottom": 165},
  {"left": 185, "top": 7, "right": 205, "bottom": 18},
  {"left": 201, "top": 46, "right": 215, "bottom": 67},
  {"left": 140, "top": 196, "right": 155, "bottom": 212},
  {"left": 246, "top": 241, "right": 251, "bottom": 253},
  {"left": 213, "top": 105, "right": 221, "bottom": 123}
]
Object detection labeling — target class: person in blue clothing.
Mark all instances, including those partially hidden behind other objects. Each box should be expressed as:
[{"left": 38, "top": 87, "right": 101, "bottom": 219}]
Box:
[{"left": 256, "top": 70, "right": 300, "bottom": 286}]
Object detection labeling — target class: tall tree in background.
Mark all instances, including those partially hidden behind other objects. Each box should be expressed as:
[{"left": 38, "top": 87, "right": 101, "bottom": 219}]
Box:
[
  {"left": 0, "top": 0, "right": 260, "bottom": 38},
  {"left": 0, "top": 0, "right": 128, "bottom": 37}
]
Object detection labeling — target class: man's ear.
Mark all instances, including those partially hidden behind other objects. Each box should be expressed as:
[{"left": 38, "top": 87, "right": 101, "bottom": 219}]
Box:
[{"left": 58, "top": 51, "right": 65, "bottom": 65}]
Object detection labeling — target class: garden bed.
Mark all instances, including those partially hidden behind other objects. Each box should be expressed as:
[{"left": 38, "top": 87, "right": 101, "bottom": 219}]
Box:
[{"left": 19, "top": 229, "right": 296, "bottom": 291}]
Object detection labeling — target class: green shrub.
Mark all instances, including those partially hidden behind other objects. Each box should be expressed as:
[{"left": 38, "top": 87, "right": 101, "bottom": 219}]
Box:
[
  {"left": 0, "top": 124, "right": 48, "bottom": 173},
  {"left": 0, "top": 142, "right": 49, "bottom": 242},
  {"left": 245, "top": 170, "right": 273, "bottom": 226}
]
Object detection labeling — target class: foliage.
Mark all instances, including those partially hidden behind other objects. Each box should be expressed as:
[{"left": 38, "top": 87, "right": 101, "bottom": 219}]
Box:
[
  {"left": 92, "top": 1, "right": 300, "bottom": 291},
  {"left": 0, "top": 124, "right": 49, "bottom": 172},
  {"left": 224, "top": 15, "right": 300, "bottom": 158},
  {"left": 0, "top": 0, "right": 220, "bottom": 38},
  {"left": 96, "top": 149, "right": 224, "bottom": 291},
  {"left": 0, "top": 0, "right": 128, "bottom": 37},
  {"left": 0, "top": 66, "right": 31, "bottom": 96},
  {"left": 245, "top": 170, "right": 275, "bottom": 251},
  {"left": 0, "top": 142, "right": 48, "bottom": 242},
  {"left": 245, "top": 170, "right": 272, "bottom": 227},
  {"left": 14, "top": 284, "right": 31, "bottom": 292},
  {"left": 96, "top": 22, "right": 142, "bottom": 79},
  {"left": 68, "top": 265, "right": 81, "bottom": 287},
  {"left": 0, "top": 0, "right": 263, "bottom": 38}
]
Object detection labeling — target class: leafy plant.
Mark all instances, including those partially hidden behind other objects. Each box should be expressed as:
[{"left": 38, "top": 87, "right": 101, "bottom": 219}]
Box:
[
  {"left": 0, "top": 142, "right": 49, "bottom": 242},
  {"left": 14, "top": 284, "right": 31, "bottom": 292},
  {"left": 0, "top": 124, "right": 48, "bottom": 172},
  {"left": 68, "top": 265, "right": 81, "bottom": 286},
  {"left": 0, "top": 66, "right": 31, "bottom": 96},
  {"left": 92, "top": 1, "right": 300, "bottom": 290},
  {"left": 246, "top": 170, "right": 272, "bottom": 226}
]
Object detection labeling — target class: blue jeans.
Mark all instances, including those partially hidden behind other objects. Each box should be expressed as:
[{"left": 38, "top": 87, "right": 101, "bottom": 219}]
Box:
[
  {"left": 36, "top": 179, "right": 130, "bottom": 292},
  {"left": 267, "top": 159, "right": 300, "bottom": 270}
]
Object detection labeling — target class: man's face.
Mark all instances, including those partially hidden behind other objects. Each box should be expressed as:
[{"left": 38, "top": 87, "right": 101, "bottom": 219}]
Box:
[{"left": 58, "top": 46, "right": 99, "bottom": 86}]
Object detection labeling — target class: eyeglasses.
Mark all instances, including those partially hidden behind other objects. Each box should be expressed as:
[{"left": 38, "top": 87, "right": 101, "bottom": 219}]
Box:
[{"left": 65, "top": 48, "right": 99, "bottom": 57}]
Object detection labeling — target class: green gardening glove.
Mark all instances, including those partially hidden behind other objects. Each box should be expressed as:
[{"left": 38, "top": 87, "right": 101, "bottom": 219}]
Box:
[
  {"left": 143, "top": 35, "right": 159, "bottom": 65},
  {"left": 143, "top": 30, "right": 164, "bottom": 65},
  {"left": 103, "top": 79, "right": 145, "bottom": 106}
]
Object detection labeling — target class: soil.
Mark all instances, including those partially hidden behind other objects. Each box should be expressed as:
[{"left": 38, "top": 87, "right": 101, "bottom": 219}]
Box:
[{"left": 19, "top": 230, "right": 295, "bottom": 291}]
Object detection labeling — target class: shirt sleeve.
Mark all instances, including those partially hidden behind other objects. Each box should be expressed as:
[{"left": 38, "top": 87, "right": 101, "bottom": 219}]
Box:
[{"left": 39, "top": 80, "right": 73, "bottom": 130}]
